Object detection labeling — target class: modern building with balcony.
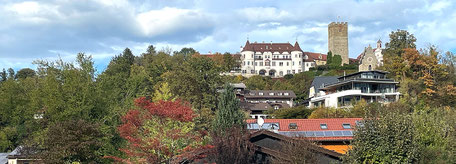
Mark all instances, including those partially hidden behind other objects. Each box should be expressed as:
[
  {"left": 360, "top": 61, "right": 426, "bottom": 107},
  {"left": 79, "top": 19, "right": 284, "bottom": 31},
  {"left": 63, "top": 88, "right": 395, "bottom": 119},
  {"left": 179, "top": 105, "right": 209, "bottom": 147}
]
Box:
[
  {"left": 309, "top": 70, "right": 400, "bottom": 108},
  {"left": 240, "top": 90, "right": 296, "bottom": 119}
]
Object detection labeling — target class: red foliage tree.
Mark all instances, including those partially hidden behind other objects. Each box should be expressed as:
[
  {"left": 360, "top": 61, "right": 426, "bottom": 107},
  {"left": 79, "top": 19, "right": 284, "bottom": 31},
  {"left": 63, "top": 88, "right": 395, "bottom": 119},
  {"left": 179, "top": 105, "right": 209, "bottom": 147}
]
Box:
[{"left": 106, "top": 97, "right": 208, "bottom": 163}]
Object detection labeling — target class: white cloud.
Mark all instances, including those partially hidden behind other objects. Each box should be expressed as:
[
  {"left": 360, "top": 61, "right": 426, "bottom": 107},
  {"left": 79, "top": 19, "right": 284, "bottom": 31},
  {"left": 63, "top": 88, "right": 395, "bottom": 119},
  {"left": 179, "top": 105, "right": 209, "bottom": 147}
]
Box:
[
  {"left": 136, "top": 7, "right": 213, "bottom": 37},
  {"left": 429, "top": 0, "right": 451, "bottom": 12},
  {"left": 237, "top": 7, "right": 292, "bottom": 22}
]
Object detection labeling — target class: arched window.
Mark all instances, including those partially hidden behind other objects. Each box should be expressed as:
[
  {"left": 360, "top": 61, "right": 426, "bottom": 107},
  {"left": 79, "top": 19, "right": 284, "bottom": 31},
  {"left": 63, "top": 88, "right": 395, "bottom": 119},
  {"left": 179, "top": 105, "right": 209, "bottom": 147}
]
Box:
[{"left": 368, "top": 65, "right": 372, "bottom": 71}]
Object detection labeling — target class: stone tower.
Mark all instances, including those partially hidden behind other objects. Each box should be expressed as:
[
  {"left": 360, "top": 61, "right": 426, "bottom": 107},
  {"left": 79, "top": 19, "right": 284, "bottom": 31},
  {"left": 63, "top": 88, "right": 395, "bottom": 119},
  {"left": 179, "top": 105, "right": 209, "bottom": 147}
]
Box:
[{"left": 328, "top": 22, "right": 349, "bottom": 65}]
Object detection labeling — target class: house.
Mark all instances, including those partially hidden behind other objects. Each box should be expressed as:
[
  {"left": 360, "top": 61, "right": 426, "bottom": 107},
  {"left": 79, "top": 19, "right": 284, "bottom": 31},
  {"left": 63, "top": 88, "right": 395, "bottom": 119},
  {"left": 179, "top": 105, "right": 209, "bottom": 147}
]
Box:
[
  {"left": 249, "top": 130, "right": 343, "bottom": 163},
  {"left": 246, "top": 118, "right": 362, "bottom": 154},
  {"left": 308, "top": 76, "right": 339, "bottom": 99},
  {"left": 309, "top": 70, "right": 400, "bottom": 108},
  {"left": 1, "top": 147, "right": 40, "bottom": 164},
  {"left": 240, "top": 40, "right": 306, "bottom": 77},
  {"left": 241, "top": 90, "right": 296, "bottom": 119},
  {"left": 172, "top": 129, "right": 343, "bottom": 164}
]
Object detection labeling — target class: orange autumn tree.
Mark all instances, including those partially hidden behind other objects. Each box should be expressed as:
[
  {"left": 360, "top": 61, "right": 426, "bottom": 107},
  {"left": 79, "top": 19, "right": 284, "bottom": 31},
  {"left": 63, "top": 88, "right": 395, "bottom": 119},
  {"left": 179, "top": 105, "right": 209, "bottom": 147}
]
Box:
[{"left": 108, "top": 97, "right": 207, "bottom": 163}]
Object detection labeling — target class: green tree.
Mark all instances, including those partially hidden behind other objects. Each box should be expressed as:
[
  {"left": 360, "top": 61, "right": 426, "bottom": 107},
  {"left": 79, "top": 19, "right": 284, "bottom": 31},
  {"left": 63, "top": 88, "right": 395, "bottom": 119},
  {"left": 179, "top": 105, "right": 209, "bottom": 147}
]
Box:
[
  {"left": 37, "top": 119, "right": 103, "bottom": 163},
  {"left": 244, "top": 75, "right": 272, "bottom": 90},
  {"left": 212, "top": 84, "right": 245, "bottom": 133},
  {"left": 385, "top": 29, "right": 417, "bottom": 56},
  {"left": 7, "top": 68, "right": 14, "bottom": 79},
  {"left": 1, "top": 68, "right": 7, "bottom": 82},
  {"left": 345, "top": 105, "right": 419, "bottom": 163},
  {"left": 15, "top": 68, "right": 36, "bottom": 79},
  {"left": 327, "top": 51, "right": 333, "bottom": 65},
  {"left": 330, "top": 54, "right": 342, "bottom": 67},
  {"left": 152, "top": 82, "right": 175, "bottom": 102}
]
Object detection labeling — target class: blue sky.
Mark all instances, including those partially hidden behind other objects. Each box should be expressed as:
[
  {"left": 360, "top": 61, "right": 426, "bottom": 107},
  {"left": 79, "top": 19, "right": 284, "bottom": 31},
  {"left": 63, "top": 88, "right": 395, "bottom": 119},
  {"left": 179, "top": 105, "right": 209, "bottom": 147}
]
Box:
[{"left": 1, "top": 0, "right": 455, "bottom": 71}]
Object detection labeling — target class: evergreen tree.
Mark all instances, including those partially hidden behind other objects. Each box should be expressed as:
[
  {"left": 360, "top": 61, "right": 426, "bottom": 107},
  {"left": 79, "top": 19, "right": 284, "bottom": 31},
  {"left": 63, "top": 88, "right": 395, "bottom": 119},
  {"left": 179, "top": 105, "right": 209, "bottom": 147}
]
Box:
[
  {"left": 327, "top": 51, "right": 333, "bottom": 65},
  {"left": 0, "top": 69, "right": 7, "bottom": 82},
  {"left": 212, "top": 83, "right": 245, "bottom": 133}
]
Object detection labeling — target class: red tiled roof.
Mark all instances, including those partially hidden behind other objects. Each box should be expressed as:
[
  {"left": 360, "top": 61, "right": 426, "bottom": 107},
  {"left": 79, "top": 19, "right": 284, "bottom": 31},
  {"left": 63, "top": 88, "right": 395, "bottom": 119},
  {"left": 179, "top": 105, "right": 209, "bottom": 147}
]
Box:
[
  {"left": 304, "top": 52, "right": 327, "bottom": 61},
  {"left": 242, "top": 40, "right": 303, "bottom": 53},
  {"left": 246, "top": 118, "right": 362, "bottom": 131}
]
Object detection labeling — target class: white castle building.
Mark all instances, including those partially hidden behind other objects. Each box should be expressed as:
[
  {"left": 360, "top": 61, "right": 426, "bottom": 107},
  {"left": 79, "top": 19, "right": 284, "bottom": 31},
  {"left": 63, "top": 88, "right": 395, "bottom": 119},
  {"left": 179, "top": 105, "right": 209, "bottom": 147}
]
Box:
[{"left": 240, "top": 40, "right": 307, "bottom": 77}]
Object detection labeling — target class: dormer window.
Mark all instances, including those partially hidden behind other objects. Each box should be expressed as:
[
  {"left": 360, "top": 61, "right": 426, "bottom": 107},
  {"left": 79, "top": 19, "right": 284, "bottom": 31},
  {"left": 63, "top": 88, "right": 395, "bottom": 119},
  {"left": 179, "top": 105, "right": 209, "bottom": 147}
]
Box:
[
  {"left": 269, "top": 93, "right": 274, "bottom": 96},
  {"left": 284, "top": 93, "right": 289, "bottom": 96},
  {"left": 259, "top": 92, "right": 263, "bottom": 95},
  {"left": 343, "top": 123, "right": 351, "bottom": 129},
  {"left": 320, "top": 124, "right": 328, "bottom": 129},
  {"left": 289, "top": 123, "right": 297, "bottom": 130}
]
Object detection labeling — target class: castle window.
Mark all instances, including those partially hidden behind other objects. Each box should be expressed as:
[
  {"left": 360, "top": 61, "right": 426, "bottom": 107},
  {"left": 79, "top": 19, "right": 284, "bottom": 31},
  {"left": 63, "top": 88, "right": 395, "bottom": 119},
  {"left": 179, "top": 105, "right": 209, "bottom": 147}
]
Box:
[
  {"left": 255, "top": 62, "right": 257, "bottom": 66},
  {"left": 247, "top": 61, "right": 250, "bottom": 65},
  {"left": 292, "top": 70, "right": 295, "bottom": 74},
  {"left": 299, "top": 61, "right": 301, "bottom": 65},
  {"left": 284, "top": 93, "right": 289, "bottom": 96},
  {"left": 259, "top": 62, "right": 263, "bottom": 66},
  {"left": 369, "top": 65, "right": 372, "bottom": 70},
  {"left": 272, "top": 62, "right": 276, "bottom": 66},
  {"left": 287, "top": 62, "right": 289, "bottom": 66},
  {"left": 266, "top": 46, "right": 268, "bottom": 49},
  {"left": 259, "top": 92, "right": 263, "bottom": 95},
  {"left": 269, "top": 92, "right": 274, "bottom": 96},
  {"left": 292, "top": 61, "right": 295, "bottom": 66},
  {"left": 251, "top": 70, "right": 255, "bottom": 74},
  {"left": 287, "top": 70, "right": 291, "bottom": 74},
  {"left": 279, "top": 62, "right": 283, "bottom": 66}
]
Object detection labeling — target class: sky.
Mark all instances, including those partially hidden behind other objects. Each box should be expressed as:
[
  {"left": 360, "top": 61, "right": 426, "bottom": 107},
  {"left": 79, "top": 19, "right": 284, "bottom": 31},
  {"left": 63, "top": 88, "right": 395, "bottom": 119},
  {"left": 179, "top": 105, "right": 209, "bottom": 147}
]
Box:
[{"left": 1, "top": 0, "right": 455, "bottom": 71}]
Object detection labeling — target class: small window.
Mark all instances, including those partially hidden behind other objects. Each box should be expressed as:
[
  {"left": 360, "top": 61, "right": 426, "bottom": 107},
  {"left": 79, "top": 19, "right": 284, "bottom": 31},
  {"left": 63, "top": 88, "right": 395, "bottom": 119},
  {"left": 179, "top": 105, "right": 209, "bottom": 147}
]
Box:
[
  {"left": 259, "top": 92, "right": 263, "bottom": 95},
  {"left": 274, "top": 106, "right": 279, "bottom": 110},
  {"left": 269, "top": 92, "right": 274, "bottom": 96},
  {"left": 320, "top": 124, "right": 328, "bottom": 129},
  {"left": 342, "top": 123, "right": 351, "bottom": 129},
  {"left": 289, "top": 123, "right": 297, "bottom": 130},
  {"left": 284, "top": 93, "right": 289, "bottom": 96}
]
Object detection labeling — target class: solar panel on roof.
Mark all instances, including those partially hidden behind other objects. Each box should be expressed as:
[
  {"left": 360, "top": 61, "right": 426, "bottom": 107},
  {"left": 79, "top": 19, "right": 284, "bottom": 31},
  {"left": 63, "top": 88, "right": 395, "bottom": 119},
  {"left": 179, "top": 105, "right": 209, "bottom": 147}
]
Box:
[
  {"left": 324, "top": 131, "right": 334, "bottom": 136},
  {"left": 333, "top": 131, "right": 343, "bottom": 136},
  {"left": 342, "top": 131, "right": 353, "bottom": 136},
  {"left": 315, "top": 131, "right": 324, "bottom": 137},
  {"left": 305, "top": 131, "right": 315, "bottom": 137}
]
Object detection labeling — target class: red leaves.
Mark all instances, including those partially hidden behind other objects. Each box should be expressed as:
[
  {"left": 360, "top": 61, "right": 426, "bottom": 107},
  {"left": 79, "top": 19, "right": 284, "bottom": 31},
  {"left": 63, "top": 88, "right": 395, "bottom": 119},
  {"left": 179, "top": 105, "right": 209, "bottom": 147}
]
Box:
[
  {"left": 112, "top": 97, "right": 203, "bottom": 163},
  {"left": 134, "top": 97, "right": 194, "bottom": 122}
]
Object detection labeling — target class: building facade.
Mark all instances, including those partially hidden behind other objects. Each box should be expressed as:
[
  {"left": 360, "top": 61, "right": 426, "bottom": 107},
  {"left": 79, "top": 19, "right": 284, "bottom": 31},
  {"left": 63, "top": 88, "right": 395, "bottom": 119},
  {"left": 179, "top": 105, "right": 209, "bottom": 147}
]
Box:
[
  {"left": 240, "top": 40, "right": 304, "bottom": 77},
  {"left": 240, "top": 90, "right": 296, "bottom": 119},
  {"left": 358, "top": 40, "right": 384, "bottom": 71},
  {"left": 328, "top": 22, "right": 349, "bottom": 65},
  {"left": 309, "top": 70, "right": 400, "bottom": 108}
]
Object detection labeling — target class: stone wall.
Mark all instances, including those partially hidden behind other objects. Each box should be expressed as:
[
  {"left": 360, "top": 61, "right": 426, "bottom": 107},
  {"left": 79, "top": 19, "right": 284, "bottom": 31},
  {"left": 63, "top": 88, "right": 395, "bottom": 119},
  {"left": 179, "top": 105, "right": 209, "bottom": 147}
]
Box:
[{"left": 328, "top": 22, "right": 349, "bottom": 65}]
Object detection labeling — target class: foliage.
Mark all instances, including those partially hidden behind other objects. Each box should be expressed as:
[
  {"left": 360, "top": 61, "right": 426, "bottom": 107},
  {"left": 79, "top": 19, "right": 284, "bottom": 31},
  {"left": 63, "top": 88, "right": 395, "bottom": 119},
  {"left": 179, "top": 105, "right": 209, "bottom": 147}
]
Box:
[
  {"left": 212, "top": 83, "right": 245, "bottom": 133},
  {"left": 111, "top": 97, "right": 205, "bottom": 163},
  {"left": 37, "top": 119, "right": 103, "bottom": 163},
  {"left": 384, "top": 29, "right": 417, "bottom": 56},
  {"left": 244, "top": 75, "right": 272, "bottom": 90},
  {"left": 345, "top": 105, "right": 420, "bottom": 163},
  {"left": 15, "top": 68, "right": 36, "bottom": 79}
]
